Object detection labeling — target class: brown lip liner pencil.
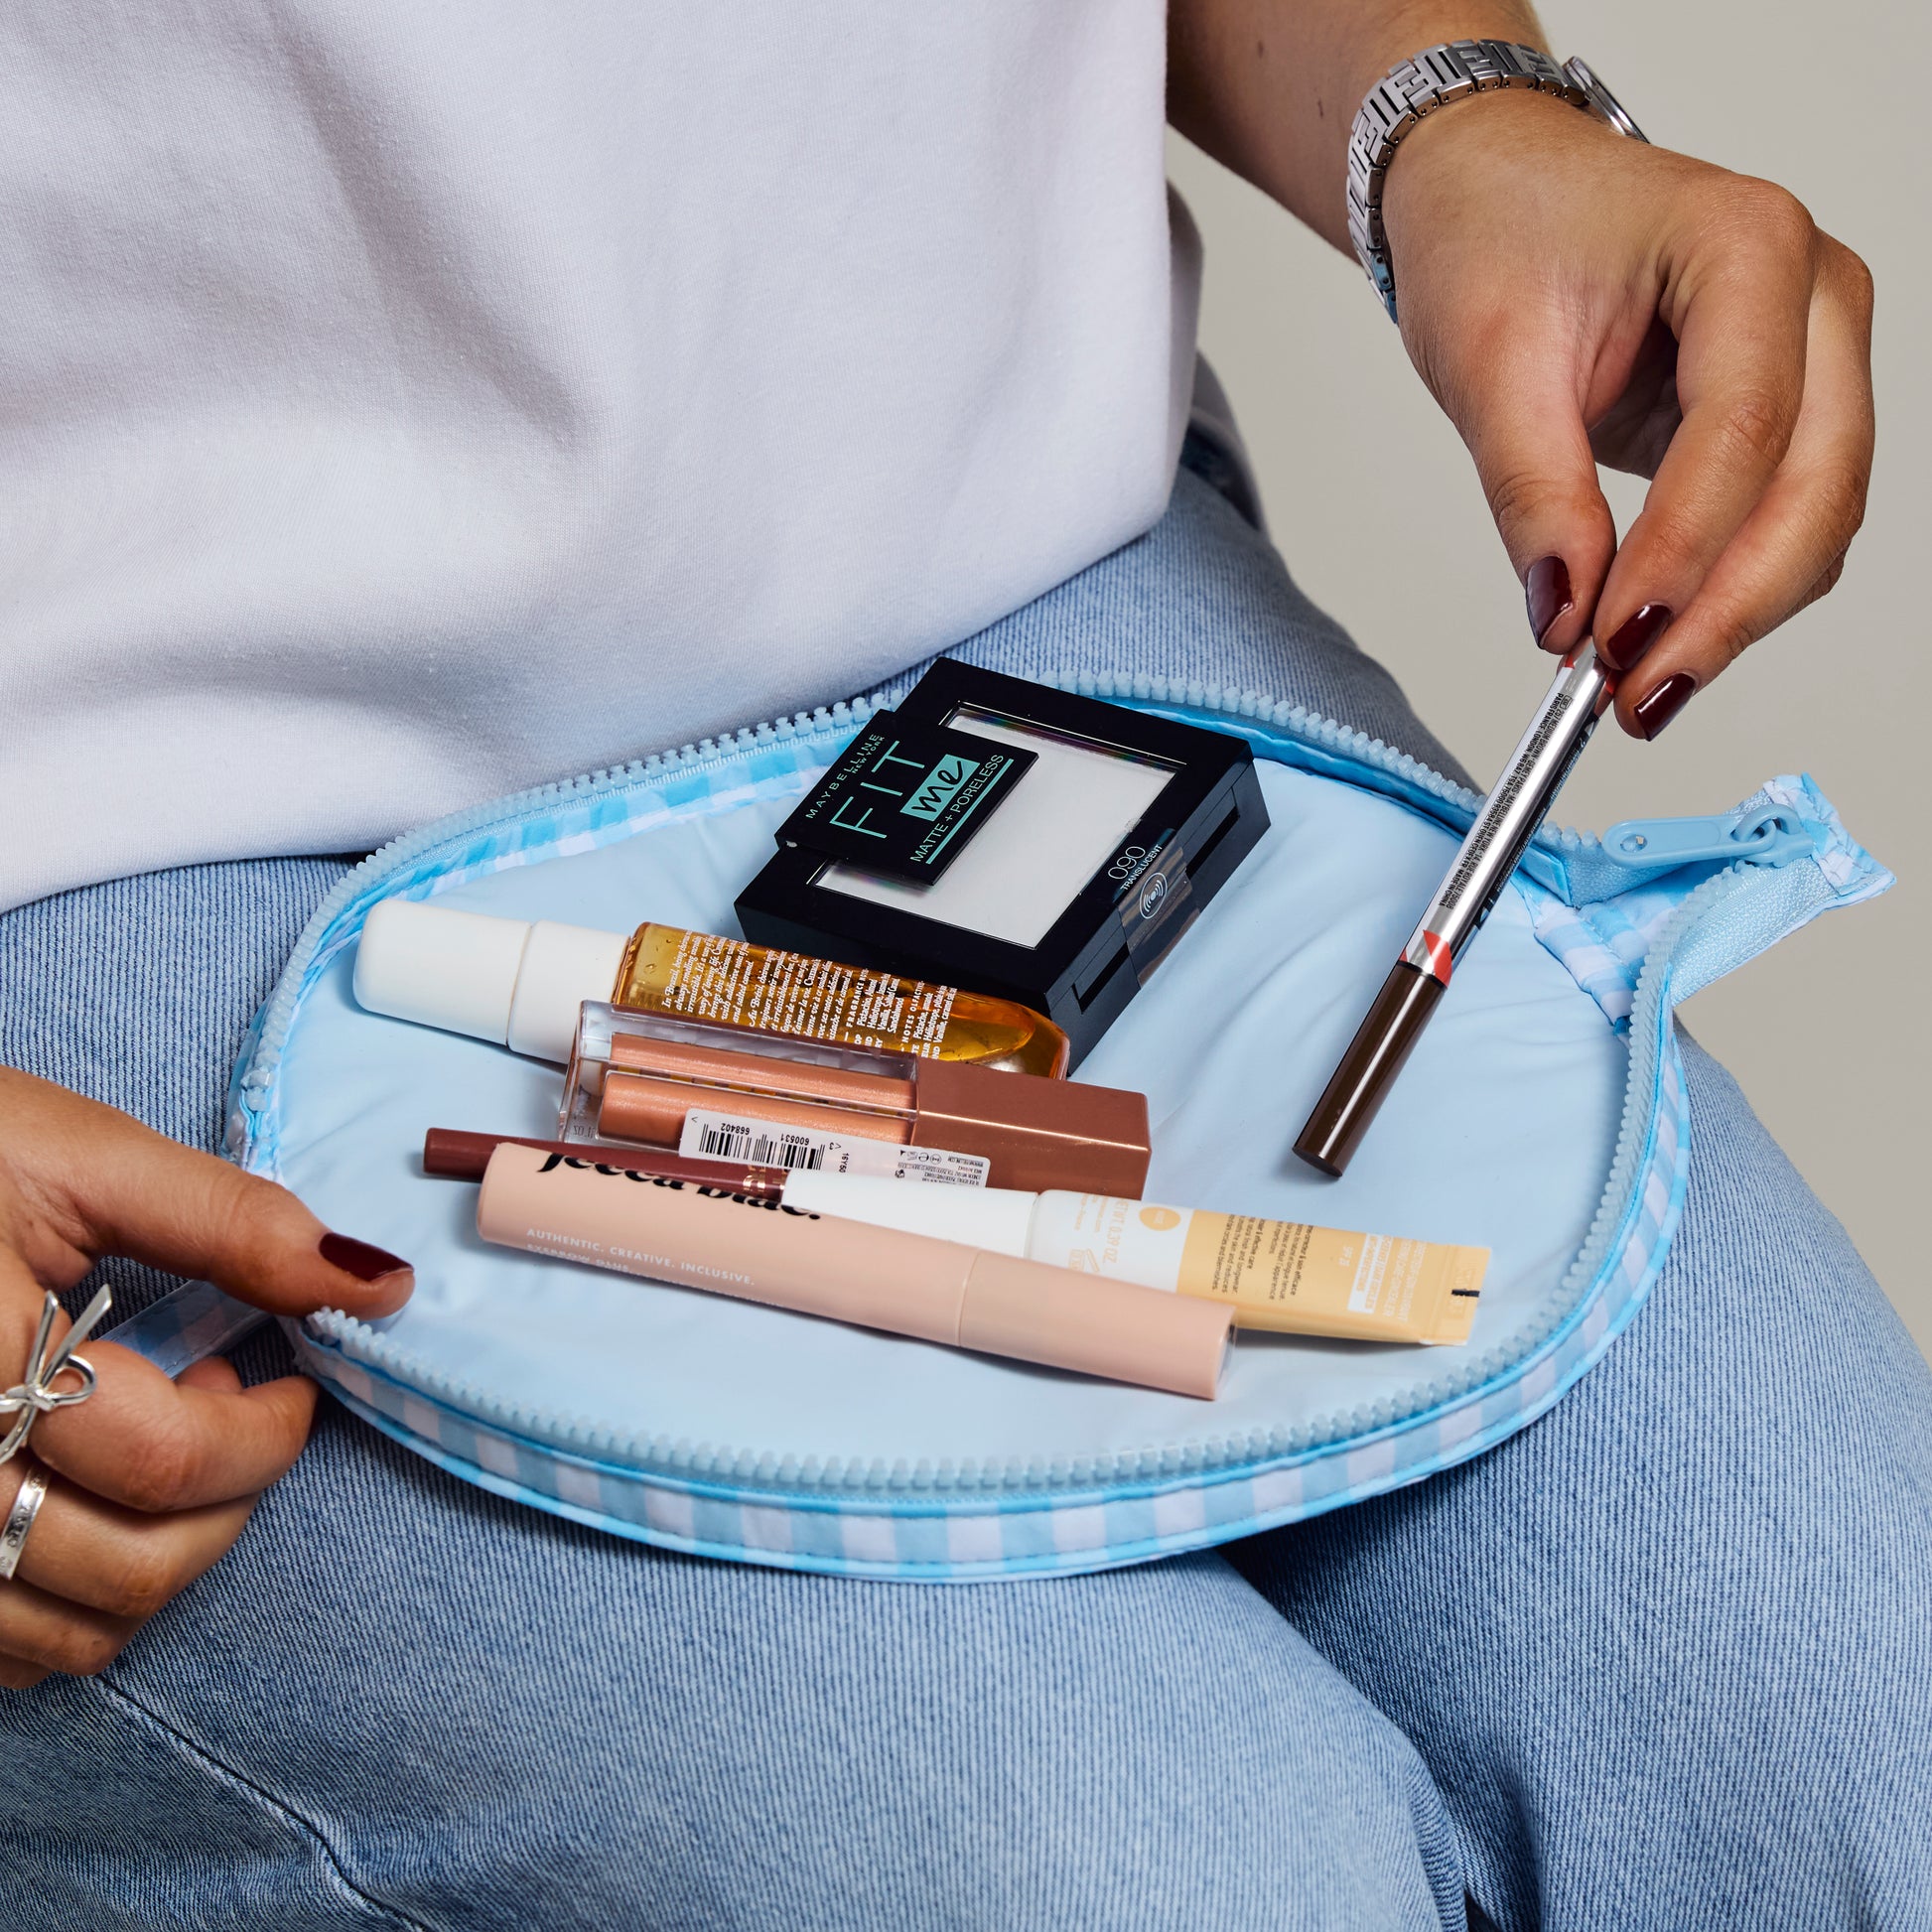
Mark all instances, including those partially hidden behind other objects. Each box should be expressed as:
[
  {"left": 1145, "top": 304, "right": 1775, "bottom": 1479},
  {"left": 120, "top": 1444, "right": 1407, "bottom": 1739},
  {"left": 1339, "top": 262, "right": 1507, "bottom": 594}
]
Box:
[{"left": 422, "top": 1127, "right": 786, "bottom": 1197}]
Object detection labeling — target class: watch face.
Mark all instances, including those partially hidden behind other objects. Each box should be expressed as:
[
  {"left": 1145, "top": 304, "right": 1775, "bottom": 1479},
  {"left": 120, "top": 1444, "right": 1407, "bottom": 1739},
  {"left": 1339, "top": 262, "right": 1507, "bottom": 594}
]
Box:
[{"left": 1563, "top": 57, "right": 1647, "bottom": 143}]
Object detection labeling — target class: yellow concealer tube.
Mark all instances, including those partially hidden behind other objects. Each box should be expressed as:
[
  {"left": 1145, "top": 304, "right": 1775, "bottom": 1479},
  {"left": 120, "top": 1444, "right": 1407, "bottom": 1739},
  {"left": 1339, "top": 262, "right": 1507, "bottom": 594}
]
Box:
[
  {"left": 777, "top": 1174, "right": 1487, "bottom": 1345},
  {"left": 1148, "top": 1203, "right": 1484, "bottom": 1343}
]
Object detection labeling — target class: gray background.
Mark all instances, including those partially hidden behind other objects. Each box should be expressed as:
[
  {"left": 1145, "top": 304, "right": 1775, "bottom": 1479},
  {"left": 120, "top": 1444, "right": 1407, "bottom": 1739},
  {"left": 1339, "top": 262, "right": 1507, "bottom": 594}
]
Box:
[{"left": 1169, "top": 0, "right": 1927, "bottom": 1353}]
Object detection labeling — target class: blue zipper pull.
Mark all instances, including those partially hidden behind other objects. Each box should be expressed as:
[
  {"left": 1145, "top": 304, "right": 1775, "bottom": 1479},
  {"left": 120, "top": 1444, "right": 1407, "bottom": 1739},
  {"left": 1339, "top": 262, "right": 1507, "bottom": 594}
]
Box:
[{"left": 1599, "top": 802, "right": 1814, "bottom": 874}]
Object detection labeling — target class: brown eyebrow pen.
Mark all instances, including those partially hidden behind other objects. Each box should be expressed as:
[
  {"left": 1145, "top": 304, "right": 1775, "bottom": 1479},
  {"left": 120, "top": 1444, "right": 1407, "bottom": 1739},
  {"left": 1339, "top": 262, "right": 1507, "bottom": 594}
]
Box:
[{"left": 1294, "top": 644, "right": 1614, "bottom": 1176}]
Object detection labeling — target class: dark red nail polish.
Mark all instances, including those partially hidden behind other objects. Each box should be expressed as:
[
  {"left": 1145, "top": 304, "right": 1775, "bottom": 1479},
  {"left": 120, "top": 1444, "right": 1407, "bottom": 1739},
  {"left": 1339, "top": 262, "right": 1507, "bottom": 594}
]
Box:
[
  {"left": 320, "top": 1232, "right": 412, "bottom": 1282},
  {"left": 1525, "top": 556, "right": 1573, "bottom": 646},
  {"left": 1632, "top": 672, "right": 1699, "bottom": 741},
  {"left": 1600, "top": 603, "right": 1673, "bottom": 673}
]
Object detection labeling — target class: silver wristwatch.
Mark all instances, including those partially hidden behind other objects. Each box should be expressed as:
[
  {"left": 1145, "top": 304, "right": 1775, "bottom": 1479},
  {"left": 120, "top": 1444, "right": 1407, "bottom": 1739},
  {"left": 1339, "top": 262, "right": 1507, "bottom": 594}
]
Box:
[{"left": 1346, "top": 44, "right": 1647, "bottom": 322}]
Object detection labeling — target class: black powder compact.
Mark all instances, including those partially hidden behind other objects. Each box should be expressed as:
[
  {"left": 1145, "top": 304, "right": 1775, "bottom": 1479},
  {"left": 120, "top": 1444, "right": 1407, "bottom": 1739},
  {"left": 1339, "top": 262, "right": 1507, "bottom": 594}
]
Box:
[{"left": 735, "top": 662, "right": 1270, "bottom": 1067}]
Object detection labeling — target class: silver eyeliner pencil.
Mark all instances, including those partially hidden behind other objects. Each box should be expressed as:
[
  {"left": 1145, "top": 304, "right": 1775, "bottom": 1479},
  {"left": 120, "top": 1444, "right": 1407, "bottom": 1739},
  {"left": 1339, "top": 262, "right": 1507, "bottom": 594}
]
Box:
[{"left": 1294, "top": 645, "right": 1615, "bottom": 1176}]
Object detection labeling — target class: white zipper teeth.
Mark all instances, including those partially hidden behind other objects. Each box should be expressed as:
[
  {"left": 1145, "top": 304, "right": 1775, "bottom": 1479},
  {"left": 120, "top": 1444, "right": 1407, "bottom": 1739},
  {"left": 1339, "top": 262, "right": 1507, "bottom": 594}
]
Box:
[
  {"left": 1090, "top": 671, "right": 1601, "bottom": 864},
  {"left": 250, "top": 673, "right": 1767, "bottom": 1496},
  {"left": 234, "top": 697, "right": 881, "bottom": 1105}
]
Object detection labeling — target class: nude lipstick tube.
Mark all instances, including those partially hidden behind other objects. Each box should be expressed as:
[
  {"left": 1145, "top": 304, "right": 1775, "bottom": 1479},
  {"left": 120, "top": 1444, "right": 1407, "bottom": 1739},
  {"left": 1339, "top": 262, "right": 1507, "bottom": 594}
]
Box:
[
  {"left": 476, "top": 1145, "right": 1229, "bottom": 1399},
  {"left": 562, "top": 1003, "right": 1151, "bottom": 1195}
]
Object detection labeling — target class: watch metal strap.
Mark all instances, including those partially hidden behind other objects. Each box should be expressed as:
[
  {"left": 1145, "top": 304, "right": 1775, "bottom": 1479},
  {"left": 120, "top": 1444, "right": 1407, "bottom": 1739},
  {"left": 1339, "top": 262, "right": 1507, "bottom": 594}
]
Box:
[{"left": 1346, "top": 42, "right": 1646, "bottom": 322}]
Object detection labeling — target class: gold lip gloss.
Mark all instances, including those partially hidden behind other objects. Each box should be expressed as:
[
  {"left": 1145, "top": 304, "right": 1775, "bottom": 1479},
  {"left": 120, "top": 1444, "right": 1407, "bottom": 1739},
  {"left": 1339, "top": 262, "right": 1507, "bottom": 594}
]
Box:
[
  {"left": 614, "top": 922, "right": 1067, "bottom": 1075},
  {"left": 353, "top": 900, "right": 1069, "bottom": 1074}
]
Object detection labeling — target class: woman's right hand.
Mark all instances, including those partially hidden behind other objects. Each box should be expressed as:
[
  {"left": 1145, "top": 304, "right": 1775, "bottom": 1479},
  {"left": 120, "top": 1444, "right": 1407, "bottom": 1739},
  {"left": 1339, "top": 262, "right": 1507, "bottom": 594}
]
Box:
[{"left": 0, "top": 1067, "right": 413, "bottom": 1689}]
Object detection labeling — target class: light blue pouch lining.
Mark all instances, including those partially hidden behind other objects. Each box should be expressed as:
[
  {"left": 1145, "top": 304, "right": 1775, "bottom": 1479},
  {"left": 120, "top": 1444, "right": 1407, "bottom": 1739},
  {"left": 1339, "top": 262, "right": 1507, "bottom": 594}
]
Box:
[{"left": 224, "top": 672, "right": 1889, "bottom": 1581}]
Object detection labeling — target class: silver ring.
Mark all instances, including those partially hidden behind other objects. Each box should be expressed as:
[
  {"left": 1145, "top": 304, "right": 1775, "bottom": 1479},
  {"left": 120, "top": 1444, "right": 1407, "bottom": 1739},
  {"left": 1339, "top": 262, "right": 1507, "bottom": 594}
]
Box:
[
  {"left": 0, "top": 1284, "right": 112, "bottom": 1469},
  {"left": 0, "top": 1464, "right": 49, "bottom": 1583}
]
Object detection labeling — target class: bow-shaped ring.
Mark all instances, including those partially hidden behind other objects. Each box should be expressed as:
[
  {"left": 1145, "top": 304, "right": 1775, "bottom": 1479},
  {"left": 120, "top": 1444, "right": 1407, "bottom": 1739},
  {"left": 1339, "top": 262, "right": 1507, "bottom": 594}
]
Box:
[{"left": 0, "top": 1285, "right": 113, "bottom": 1467}]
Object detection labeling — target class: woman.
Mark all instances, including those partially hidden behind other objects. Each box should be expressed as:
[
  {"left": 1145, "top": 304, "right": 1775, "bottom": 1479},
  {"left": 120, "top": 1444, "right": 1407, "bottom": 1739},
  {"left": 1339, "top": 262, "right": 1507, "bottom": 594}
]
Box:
[{"left": 3, "top": 4, "right": 1924, "bottom": 1926}]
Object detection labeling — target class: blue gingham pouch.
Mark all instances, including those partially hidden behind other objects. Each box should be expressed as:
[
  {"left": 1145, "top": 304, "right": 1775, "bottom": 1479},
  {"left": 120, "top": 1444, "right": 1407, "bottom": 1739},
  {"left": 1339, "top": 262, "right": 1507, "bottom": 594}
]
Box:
[{"left": 212, "top": 673, "right": 1888, "bottom": 1581}]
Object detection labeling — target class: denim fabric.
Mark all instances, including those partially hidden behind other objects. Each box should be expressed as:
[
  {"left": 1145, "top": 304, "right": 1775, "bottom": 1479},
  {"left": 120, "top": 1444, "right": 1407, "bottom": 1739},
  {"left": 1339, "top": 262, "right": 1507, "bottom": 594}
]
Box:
[{"left": 2, "top": 466, "right": 1927, "bottom": 1929}]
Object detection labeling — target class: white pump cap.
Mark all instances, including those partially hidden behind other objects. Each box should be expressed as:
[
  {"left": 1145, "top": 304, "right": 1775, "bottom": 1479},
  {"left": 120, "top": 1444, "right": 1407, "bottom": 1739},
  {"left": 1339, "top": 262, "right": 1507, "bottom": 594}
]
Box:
[
  {"left": 352, "top": 899, "right": 628, "bottom": 1063},
  {"left": 779, "top": 1171, "right": 1041, "bottom": 1257}
]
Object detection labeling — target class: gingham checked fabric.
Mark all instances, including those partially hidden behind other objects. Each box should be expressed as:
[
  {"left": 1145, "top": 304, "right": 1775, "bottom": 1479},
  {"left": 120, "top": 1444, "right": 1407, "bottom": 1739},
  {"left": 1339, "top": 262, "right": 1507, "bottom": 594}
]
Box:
[{"left": 230, "top": 701, "right": 1882, "bottom": 1580}]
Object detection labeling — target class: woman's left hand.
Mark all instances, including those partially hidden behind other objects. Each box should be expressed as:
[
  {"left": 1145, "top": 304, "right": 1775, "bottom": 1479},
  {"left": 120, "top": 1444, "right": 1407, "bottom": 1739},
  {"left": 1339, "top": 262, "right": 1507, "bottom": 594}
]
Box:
[{"left": 1380, "top": 85, "right": 1874, "bottom": 737}]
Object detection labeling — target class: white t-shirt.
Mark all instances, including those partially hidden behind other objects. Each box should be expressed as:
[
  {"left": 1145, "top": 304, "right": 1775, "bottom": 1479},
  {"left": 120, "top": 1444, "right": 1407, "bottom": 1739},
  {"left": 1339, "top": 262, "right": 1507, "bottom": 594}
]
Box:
[{"left": 0, "top": 4, "right": 1198, "bottom": 911}]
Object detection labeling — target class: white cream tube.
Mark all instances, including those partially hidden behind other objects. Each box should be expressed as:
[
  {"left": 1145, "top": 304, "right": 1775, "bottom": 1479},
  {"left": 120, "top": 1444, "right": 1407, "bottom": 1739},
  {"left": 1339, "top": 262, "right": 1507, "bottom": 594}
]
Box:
[{"left": 778, "top": 1173, "right": 1486, "bottom": 1344}]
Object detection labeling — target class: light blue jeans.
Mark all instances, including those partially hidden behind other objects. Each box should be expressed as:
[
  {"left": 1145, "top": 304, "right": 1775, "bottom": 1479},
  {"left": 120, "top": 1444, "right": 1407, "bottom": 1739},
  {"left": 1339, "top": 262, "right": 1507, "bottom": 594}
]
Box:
[{"left": 4, "top": 463, "right": 1929, "bottom": 1931}]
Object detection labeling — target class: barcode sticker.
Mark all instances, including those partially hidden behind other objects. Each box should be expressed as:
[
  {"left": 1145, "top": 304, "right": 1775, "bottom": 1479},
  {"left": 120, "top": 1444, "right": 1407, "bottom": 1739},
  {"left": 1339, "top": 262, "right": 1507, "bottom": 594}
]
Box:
[{"left": 676, "top": 1109, "right": 990, "bottom": 1186}]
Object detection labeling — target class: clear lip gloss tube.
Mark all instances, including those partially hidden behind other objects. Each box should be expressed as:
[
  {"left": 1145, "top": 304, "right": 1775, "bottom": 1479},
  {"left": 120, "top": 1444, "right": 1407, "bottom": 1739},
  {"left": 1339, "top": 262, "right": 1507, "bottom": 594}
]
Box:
[{"left": 560, "top": 1004, "right": 1154, "bottom": 1196}]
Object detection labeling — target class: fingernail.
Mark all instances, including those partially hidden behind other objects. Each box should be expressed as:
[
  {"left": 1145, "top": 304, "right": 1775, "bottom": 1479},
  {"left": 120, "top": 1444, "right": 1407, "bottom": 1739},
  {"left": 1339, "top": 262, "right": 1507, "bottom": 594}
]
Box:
[
  {"left": 319, "top": 1232, "right": 412, "bottom": 1283},
  {"left": 1525, "top": 556, "right": 1573, "bottom": 647},
  {"left": 1632, "top": 671, "right": 1699, "bottom": 741},
  {"left": 1600, "top": 603, "right": 1673, "bottom": 673}
]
